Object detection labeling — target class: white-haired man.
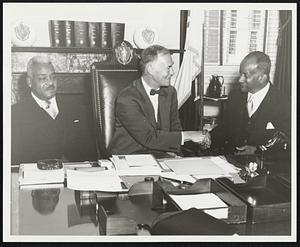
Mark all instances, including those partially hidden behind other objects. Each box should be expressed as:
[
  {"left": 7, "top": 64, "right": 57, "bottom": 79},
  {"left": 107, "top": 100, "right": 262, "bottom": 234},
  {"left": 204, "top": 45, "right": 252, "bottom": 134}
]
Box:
[{"left": 11, "top": 56, "right": 96, "bottom": 164}]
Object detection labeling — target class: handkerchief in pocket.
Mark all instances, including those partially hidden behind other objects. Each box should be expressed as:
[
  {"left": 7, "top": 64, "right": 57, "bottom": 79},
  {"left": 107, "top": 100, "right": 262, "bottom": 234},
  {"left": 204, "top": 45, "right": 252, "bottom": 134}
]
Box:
[{"left": 266, "top": 122, "right": 275, "bottom": 129}]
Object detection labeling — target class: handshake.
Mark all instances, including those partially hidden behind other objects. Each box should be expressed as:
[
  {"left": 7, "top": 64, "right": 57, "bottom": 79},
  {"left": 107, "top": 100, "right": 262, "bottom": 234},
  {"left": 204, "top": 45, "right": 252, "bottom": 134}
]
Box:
[{"left": 183, "top": 130, "right": 212, "bottom": 149}]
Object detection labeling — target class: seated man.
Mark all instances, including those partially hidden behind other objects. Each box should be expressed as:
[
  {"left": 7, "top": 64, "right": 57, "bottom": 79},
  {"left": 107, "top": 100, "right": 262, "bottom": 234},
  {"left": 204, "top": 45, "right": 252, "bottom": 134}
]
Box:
[
  {"left": 11, "top": 56, "right": 97, "bottom": 165},
  {"left": 110, "top": 45, "right": 210, "bottom": 155},
  {"left": 210, "top": 51, "right": 290, "bottom": 155}
]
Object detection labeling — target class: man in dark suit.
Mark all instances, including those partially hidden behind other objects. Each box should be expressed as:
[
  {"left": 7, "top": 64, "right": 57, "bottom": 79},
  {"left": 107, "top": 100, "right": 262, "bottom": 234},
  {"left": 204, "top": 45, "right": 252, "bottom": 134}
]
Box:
[
  {"left": 210, "top": 51, "right": 290, "bottom": 155},
  {"left": 11, "top": 56, "right": 96, "bottom": 165},
  {"left": 110, "top": 45, "right": 210, "bottom": 155}
]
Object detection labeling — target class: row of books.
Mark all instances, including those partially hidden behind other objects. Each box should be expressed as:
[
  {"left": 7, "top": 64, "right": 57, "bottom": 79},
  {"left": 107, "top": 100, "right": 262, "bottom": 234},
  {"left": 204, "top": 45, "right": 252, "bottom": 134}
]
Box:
[{"left": 49, "top": 20, "right": 125, "bottom": 48}]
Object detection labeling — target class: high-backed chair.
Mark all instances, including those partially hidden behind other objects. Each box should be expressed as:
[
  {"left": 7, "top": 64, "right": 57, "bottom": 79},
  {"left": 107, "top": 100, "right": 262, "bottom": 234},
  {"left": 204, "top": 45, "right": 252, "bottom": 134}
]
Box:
[{"left": 90, "top": 53, "right": 141, "bottom": 159}]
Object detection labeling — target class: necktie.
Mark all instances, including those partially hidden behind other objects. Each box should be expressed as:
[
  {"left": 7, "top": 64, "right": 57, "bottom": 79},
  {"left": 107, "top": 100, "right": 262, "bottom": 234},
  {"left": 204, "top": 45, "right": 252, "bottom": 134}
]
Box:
[
  {"left": 150, "top": 88, "right": 163, "bottom": 96},
  {"left": 247, "top": 94, "right": 254, "bottom": 117},
  {"left": 45, "top": 100, "right": 58, "bottom": 119}
]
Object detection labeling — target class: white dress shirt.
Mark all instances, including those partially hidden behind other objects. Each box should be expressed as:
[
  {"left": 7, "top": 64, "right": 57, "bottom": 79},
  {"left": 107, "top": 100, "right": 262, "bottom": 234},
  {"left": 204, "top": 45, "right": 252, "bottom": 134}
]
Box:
[
  {"left": 31, "top": 92, "right": 59, "bottom": 119},
  {"left": 247, "top": 82, "right": 270, "bottom": 117}
]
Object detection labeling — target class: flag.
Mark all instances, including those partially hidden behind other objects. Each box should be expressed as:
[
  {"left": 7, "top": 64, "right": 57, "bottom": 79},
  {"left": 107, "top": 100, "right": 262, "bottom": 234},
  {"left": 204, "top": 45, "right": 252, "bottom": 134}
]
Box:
[{"left": 172, "top": 10, "right": 204, "bottom": 108}]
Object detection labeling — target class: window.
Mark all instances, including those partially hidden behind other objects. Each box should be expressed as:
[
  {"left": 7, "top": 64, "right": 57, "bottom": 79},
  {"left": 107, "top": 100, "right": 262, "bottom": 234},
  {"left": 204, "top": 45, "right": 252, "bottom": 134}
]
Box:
[{"left": 204, "top": 10, "right": 279, "bottom": 68}]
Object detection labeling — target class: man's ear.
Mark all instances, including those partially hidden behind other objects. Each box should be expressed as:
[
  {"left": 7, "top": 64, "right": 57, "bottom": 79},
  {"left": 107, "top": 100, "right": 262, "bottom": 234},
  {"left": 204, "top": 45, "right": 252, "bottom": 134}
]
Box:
[
  {"left": 26, "top": 76, "right": 32, "bottom": 88},
  {"left": 146, "top": 62, "right": 153, "bottom": 75},
  {"left": 259, "top": 74, "right": 268, "bottom": 83}
]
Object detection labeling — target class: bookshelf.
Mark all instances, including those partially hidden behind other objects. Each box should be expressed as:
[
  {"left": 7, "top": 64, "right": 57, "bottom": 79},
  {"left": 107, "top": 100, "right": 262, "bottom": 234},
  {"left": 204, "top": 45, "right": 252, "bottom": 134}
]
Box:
[{"left": 11, "top": 46, "right": 184, "bottom": 54}]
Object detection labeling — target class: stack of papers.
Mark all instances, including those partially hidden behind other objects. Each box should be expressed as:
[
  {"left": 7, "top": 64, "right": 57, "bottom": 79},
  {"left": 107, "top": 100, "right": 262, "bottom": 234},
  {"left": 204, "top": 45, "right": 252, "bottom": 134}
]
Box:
[
  {"left": 66, "top": 169, "right": 128, "bottom": 192},
  {"left": 18, "top": 163, "right": 65, "bottom": 186},
  {"left": 169, "top": 193, "right": 229, "bottom": 219},
  {"left": 164, "top": 156, "right": 240, "bottom": 179},
  {"left": 111, "top": 154, "right": 162, "bottom": 176}
]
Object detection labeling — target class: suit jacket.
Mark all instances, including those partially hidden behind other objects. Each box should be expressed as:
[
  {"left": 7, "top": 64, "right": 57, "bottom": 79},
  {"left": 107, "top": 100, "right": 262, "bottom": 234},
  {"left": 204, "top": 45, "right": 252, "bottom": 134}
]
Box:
[
  {"left": 211, "top": 84, "right": 291, "bottom": 151},
  {"left": 11, "top": 95, "right": 97, "bottom": 164},
  {"left": 110, "top": 78, "right": 182, "bottom": 154}
]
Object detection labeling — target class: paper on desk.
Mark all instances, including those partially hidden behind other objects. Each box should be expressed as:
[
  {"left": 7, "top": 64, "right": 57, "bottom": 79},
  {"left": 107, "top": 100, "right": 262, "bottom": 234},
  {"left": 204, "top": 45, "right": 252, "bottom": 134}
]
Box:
[
  {"left": 169, "top": 193, "right": 228, "bottom": 219},
  {"left": 111, "top": 154, "right": 162, "bottom": 176},
  {"left": 161, "top": 171, "right": 197, "bottom": 184},
  {"left": 66, "top": 169, "right": 127, "bottom": 192},
  {"left": 164, "top": 156, "right": 239, "bottom": 177}
]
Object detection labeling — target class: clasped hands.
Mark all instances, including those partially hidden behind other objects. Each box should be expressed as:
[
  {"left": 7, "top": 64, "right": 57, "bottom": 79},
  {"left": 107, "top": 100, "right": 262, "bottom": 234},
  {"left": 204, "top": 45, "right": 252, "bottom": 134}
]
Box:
[{"left": 183, "top": 130, "right": 211, "bottom": 149}]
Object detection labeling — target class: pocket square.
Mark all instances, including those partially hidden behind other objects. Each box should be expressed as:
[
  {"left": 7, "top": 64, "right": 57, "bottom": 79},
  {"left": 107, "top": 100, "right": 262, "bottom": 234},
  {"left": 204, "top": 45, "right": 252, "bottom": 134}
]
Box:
[
  {"left": 73, "top": 119, "right": 80, "bottom": 123},
  {"left": 266, "top": 122, "right": 275, "bottom": 129}
]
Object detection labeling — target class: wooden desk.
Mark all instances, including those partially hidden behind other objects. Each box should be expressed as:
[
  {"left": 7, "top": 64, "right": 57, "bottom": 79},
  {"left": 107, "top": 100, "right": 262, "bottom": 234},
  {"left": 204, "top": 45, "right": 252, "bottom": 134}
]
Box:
[{"left": 10, "top": 159, "right": 291, "bottom": 236}]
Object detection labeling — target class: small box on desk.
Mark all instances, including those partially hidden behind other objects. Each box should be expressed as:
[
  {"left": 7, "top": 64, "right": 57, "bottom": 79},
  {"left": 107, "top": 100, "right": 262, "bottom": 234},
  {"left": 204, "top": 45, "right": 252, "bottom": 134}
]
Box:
[
  {"left": 97, "top": 205, "right": 137, "bottom": 235},
  {"left": 216, "top": 175, "right": 291, "bottom": 224},
  {"left": 153, "top": 178, "right": 247, "bottom": 224}
]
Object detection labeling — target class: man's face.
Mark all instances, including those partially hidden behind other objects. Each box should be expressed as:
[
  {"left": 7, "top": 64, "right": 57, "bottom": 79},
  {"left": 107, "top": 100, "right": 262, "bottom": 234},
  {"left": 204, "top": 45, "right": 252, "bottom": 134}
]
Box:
[
  {"left": 149, "top": 53, "right": 174, "bottom": 87},
  {"left": 238, "top": 58, "right": 266, "bottom": 94},
  {"left": 27, "top": 63, "right": 57, "bottom": 100}
]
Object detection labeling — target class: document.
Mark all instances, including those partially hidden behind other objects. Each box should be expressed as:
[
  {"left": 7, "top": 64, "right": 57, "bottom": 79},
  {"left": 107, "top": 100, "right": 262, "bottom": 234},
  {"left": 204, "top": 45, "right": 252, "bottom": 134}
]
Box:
[
  {"left": 169, "top": 193, "right": 229, "bottom": 219},
  {"left": 164, "top": 156, "right": 239, "bottom": 178},
  {"left": 18, "top": 163, "right": 64, "bottom": 186},
  {"left": 66, "top": 169, "right": 128, "bottom": 192},
  {"left": 111, "top": 154, "right": 162, "bottom": 176}
]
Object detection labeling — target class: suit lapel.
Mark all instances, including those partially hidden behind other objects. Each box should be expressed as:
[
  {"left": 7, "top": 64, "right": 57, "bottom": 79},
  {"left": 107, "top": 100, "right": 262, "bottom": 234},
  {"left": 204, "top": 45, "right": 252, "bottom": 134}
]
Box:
[
  {"left": 27, "top": 96, "right": 57, "bottom": 139},
  {"left": 135, "top": 79, "right": 157, "bottom": 128},
  {"left": 158, "top": 88, "right": 170, "bottom": 130}
]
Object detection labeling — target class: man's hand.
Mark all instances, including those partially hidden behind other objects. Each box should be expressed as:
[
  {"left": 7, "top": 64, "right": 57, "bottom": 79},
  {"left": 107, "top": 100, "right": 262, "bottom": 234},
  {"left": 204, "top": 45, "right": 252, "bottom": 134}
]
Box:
[
  {"left": 235, "top": 145, "right": 257, "bottom": 155},
  {"left": 183, "top": 131, "right": 211, "bottom": 149}
]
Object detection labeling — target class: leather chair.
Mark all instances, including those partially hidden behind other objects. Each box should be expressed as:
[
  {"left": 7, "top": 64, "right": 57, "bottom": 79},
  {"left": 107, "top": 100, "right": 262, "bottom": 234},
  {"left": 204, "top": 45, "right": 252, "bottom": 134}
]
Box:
[{"left": 90, "top": 60, "right": 141, "bottom": 159}]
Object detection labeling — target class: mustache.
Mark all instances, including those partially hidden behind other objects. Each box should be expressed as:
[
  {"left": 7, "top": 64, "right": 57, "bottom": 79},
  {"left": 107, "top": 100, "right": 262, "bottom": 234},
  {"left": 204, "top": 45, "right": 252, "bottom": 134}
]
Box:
[{"left": 45, "top": 85, "right": 56, "bottom": 90}]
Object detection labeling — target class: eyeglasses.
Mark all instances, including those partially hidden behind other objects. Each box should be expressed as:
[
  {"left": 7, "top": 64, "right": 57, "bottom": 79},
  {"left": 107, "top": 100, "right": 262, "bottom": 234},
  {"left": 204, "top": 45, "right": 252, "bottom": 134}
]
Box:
[{"left": 31, "top": 74, "right": 57, "bottom": 84}]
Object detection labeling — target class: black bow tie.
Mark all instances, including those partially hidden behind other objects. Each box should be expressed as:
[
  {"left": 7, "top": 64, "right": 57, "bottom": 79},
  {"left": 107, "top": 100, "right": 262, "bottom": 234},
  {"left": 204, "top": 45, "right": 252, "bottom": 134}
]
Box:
[{"left": 150, "top": 88, "right": 164, "bottom": 96}]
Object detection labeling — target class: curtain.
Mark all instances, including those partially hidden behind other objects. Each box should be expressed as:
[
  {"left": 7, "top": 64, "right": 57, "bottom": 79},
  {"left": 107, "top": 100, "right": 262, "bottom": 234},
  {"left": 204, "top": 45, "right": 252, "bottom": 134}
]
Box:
[{"left": 273, "top": 10, "right": 292, "bottom": 98}]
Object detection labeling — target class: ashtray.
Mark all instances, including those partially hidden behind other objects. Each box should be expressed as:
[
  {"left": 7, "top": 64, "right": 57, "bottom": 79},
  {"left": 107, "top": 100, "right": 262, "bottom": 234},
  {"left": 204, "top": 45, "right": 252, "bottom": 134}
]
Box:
[{"left": 37, "top": 159, "right": 63, "bottom": 170}]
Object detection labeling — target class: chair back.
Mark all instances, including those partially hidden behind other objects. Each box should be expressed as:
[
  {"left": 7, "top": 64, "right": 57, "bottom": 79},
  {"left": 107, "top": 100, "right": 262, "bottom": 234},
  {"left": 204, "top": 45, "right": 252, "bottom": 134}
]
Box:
[{"left": 91, "top": 61, "right": 140, "bottom": 159}]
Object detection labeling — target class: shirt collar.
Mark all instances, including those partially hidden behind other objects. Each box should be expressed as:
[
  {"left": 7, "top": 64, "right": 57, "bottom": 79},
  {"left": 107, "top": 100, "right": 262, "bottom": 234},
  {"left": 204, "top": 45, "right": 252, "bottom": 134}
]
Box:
[
  {"left": 248, "top": 82, "right": 270, "bottom": 100},
  {"left": 141, "top": 77, "right": 160, "bottom": 96},
  {"left": 31, "top": 92, "right": 56, "bottom": 108}
]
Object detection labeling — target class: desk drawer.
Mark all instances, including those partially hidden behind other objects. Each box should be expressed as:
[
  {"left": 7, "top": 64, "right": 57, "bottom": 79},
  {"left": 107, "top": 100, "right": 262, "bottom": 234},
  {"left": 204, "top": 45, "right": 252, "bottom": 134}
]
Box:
[
  {"left": 216, "top": 176, "right": 291, "bottom": 224},
  {"left": 153, "top": 178, "right": 248, "bottom": 224}
]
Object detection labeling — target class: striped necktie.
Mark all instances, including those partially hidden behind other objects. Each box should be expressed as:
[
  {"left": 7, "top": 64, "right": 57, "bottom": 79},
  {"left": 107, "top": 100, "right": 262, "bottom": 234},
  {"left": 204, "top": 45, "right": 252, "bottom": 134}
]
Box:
[
  {"left": 44, "top": 100, "right": 58, "bottom": 119},
  {"left": 247, "top": 94, "right": 254, "bottom": 117}
]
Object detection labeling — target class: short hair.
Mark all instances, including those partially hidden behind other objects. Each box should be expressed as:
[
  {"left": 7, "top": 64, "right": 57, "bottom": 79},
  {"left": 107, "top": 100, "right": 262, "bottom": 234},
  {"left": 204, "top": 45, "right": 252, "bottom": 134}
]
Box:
[
  {"left": 27, "top": 56, "right": 54, "bottom": 78},
  {"left": 139, "top": 45, "right": 170, "bottom": 74},
  {"left": 243, "top": 51, "right": 271, "bottom": 76}
]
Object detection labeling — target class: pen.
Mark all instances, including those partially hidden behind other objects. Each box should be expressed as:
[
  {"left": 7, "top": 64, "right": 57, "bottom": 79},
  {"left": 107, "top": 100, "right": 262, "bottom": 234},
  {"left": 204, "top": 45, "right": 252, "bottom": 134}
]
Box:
[
  {"left": 120, "top": 181, "right": 128, "bottom": 189},
  {"left": 74, "top": 167, "right": 106, "bottom": 172},
  {"left": 161, "top": 177, "right": 193, "bottom": 185}
]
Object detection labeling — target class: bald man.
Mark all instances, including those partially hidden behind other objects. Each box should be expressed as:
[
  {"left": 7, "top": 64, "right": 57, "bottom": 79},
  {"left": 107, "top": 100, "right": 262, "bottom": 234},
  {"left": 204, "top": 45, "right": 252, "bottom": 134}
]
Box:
[{"left": 210, "top": 51, "right": 290, "bottom": 155}]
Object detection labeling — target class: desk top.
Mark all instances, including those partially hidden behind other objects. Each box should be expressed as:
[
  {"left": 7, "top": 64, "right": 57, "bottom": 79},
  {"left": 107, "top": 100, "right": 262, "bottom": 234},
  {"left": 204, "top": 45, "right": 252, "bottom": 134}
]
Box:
[{"left": 10, "top": 156, "right": 292, "bottom": 237}]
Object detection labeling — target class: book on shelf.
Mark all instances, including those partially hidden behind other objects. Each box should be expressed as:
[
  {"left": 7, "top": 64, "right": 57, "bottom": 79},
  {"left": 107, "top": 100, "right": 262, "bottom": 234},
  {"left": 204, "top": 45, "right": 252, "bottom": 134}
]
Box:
[
  {"left": 110, "top": 22, "right": 125, "bottom": 48},
  {"left": 88, "top": 22, "right": 100, "bottom": 48},
  {"left": 64, "top": 20, "right": 74, "bottom": 47},
  {"left": 99, "top": 22, "right": 111, "bottom": 49},
  {"left": 49, "top": 20, "right": 65, "bottom": 47},
  {"left": 74, "top": 21, "right": 89, "bottom": 47}
]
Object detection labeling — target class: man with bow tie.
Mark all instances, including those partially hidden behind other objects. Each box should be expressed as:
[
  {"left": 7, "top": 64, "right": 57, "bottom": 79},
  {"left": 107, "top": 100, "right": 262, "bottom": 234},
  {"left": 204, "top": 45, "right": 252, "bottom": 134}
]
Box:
[
  {"left": 110, "top": 45, "right": 210, "bottom": 156},
  {"left": 11, "top": 56, "right": 96, "bottom": 164},
  {"left": 210, "top": 51, "right": 290, "bottom": 155}
]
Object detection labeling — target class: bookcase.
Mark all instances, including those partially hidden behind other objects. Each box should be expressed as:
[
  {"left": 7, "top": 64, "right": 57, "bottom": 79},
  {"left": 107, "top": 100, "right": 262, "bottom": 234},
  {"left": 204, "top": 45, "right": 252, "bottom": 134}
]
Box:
[{"left": 11, "top": 46, "right": 183, "bottom": 105}]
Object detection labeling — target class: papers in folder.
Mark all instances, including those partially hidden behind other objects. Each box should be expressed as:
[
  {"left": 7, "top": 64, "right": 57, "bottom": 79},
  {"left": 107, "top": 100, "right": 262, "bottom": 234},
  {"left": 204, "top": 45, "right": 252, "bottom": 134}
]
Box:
[
  {"left": 164, "top": 156, "right": 240, "bottom": 179},
  {"left": 169, "top": 193, "right": 229, "bottom": 219},
  {"left": 111, "top": 154, "right": 162, "bottom": 176},
  {"left": 18, "top": 163, "right": 65, "bottom": 186},
  {"left": 66, "top": 169, "right": 128, "bottom": 192}
]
